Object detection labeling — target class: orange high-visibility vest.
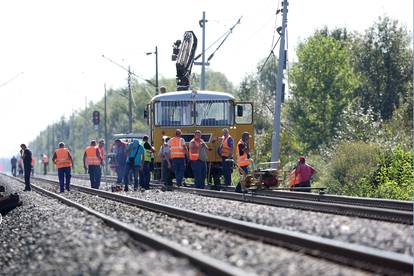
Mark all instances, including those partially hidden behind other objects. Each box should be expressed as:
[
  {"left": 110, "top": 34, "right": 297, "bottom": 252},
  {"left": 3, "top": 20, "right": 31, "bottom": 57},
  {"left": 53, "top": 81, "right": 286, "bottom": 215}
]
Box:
[
  {"left": 220, "top": 135, "right": 232, "bottom": 157},
  {"left": 237, "top": 139, "right": 251, "bottom": 167},
  {"left": 54, "top": 148, "right": 72, "bottom": 169},
  {"left": 189, "top": 139, "right": 200, "bottom": 161},
  {"left": 42, "top": 154, "right": 49, "bottom": 163},
  {"left": 31, "top": 157, "right": 35, "bottom": 167},
  {"left": 170, "top": 137, "right": 185, "bottom": 159},
  {"left": 85, "top": 146, "right": 101, "bottom": 165}
]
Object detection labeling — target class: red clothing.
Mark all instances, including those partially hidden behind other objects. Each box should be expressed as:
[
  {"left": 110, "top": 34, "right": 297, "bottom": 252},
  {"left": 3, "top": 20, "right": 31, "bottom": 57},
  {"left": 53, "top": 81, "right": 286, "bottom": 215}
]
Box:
[{"left": 295, "top": 163, "right": 316, "bottom": 182}]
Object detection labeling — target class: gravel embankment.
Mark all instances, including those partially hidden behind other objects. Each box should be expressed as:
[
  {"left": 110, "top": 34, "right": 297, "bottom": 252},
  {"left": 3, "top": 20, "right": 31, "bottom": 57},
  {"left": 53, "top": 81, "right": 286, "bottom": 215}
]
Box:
[
  {"left": 30, "top": 177, "right": 371, "bottom": 276},
  {"left": 66, "top": 176, "right": 413, "bottom": 256},
  {"left": 0, "top": 175, "right": 203, "bottom": 276}
]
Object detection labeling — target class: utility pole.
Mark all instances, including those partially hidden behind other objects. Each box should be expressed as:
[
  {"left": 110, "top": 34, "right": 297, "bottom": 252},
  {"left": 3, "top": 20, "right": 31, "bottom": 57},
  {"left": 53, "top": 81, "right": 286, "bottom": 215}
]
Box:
[
  {"left": 194, "top": 11, "right": 208, "bottom": 90},
  {"left": 271, "top": 0, "right": 288, "bottom": 168},
  {"left": 128, "top": 66, "right": 133, "bottom": 133},
  {"left": 104, "top": 83, "right": 108, "bottom": 175}
]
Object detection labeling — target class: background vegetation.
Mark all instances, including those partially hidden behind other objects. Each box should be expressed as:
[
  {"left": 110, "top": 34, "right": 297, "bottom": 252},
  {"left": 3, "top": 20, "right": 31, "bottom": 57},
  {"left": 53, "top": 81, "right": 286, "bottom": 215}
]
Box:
[{"left": 27, "top": 17, "right": 412, "bottom": 200}]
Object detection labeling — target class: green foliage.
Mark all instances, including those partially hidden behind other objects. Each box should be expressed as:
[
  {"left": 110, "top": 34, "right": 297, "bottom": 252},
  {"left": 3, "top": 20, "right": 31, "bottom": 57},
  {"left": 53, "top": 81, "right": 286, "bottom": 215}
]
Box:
[
  {"left": 322, "top": 142, "right": 382, "bottom": 197},
  {"left": 375, "top": 146, "right": 413, "bottom": 200},
  {"left": 288, "top": 33, "right": 360, "bottom": 151},
  {"left": 352, "top": 17, "right": 412, "bottom": 120}
]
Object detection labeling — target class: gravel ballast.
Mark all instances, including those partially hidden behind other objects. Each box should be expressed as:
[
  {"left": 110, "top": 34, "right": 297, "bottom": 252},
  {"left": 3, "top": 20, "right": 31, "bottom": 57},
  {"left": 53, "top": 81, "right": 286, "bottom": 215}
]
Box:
[
  {"left": 0, "top": 175, "right": 203, "bottom": 276},
  {"left": 29, "top": 177, "right": 372, "bottom": 276},
  {"left": 66, "top": 176, "right": 413, "bottom": 256}
]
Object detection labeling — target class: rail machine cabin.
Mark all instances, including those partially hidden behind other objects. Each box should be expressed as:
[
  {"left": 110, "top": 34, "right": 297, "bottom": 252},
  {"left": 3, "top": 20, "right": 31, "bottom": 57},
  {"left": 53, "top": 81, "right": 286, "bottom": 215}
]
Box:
[
  {"left": 147, "top": 90, "right": 254, "bottom": 184},
  {"left": 145, "top": 31, "right": 254, "bottom": 185}
]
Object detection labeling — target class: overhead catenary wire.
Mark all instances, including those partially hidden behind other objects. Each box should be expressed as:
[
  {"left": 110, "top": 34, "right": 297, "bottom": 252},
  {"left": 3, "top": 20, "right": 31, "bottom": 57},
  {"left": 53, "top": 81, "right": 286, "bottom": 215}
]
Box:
[
  {"left": 0, "top": 72, "right": 24, "bottom": 88},
  {"left": 194, "top": 16, "right": 242, "bottom": 62}
]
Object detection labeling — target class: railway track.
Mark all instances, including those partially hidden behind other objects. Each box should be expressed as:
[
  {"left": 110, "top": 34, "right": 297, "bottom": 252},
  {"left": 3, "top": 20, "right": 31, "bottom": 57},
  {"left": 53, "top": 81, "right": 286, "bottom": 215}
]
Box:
[
  {"left": 14, "top": 174, "right": 414, "bottom": 275},
  {"left": 65, "top": 173, "right": 413, "bottom": 224}
]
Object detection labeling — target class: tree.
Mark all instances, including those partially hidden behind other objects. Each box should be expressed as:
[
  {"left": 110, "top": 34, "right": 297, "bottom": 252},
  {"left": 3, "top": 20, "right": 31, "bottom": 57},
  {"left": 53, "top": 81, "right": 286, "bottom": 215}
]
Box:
[
  {"left": 288, "top": 33, "right": 359, "bottom": 151},
  {"left": 353, "top": 17, "right": 412, "bottom": 120}
]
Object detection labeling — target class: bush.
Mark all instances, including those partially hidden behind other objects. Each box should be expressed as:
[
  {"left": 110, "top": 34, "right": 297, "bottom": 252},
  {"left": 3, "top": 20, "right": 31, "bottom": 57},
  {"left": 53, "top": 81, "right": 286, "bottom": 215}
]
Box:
[{"left": 322, "top": 142, "right": 381, "bottom": 196}]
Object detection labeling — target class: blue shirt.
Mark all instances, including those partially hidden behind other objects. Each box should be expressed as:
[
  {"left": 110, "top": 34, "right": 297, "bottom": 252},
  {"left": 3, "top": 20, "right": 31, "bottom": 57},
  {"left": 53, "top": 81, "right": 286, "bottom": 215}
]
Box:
[{"left": 126, "top": 139, "right": 144, "bottom": 167}]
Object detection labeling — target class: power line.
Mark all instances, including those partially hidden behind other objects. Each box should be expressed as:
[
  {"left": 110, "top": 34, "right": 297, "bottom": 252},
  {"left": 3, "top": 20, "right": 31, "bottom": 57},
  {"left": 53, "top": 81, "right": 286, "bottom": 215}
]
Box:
[{"left": 0, "top": 72, "right": 23, "bottom": 88}]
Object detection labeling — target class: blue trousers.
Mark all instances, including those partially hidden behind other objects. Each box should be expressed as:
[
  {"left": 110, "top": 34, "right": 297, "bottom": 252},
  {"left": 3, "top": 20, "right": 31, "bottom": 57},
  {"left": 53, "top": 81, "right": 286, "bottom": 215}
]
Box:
[
  {"left": 235, "top": 166, "right": 248, "bottom": 193},
  {"left": 222, "top": 157, "right": 233, "bottom": 186},
  {"left": 124, "top": 163, "right": 139, "bottom": 191},
  {"left": 88, "top": 165, "right": 101, "bottom": 189},
  {"left": 191, "top": 160, "right": 206, "bottom": 189},
  {"left": 58, "top": 167, "right": 71, "bottom": 192},
  {"left": 162, "top": 159, "right": 172, "bottom": 186},
  {"left": 172, "top": 158, "right": 185, "bottom": 186},
  {"left": 116, "top": 162, "right": 126, "bottom": 183},
  {"left": 139, "top": 161, "right": 151, "bottom": 189}
]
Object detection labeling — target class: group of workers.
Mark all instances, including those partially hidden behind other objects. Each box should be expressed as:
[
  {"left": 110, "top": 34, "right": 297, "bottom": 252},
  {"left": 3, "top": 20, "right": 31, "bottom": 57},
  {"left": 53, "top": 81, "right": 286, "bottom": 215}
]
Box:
[{"left": 13, "top": 129, "right": 315, "bottom": 193}]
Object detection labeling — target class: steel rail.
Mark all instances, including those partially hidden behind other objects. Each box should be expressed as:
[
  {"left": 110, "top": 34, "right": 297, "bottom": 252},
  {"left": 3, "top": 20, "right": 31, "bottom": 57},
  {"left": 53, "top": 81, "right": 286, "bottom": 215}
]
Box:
[
  {"left": 31, "top": 176, "right": 413, "bottom": 275},
  {"left": 66, "top": 173, "right": 413, "bottom": 212},
  {"left": 4, "top": 174, "right": 250, "bottom": 276}
]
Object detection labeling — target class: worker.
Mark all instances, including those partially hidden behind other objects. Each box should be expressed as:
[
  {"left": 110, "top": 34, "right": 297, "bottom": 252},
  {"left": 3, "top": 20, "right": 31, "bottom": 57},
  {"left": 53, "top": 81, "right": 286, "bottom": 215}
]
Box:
[
  {"left": 289, "top": 156, "right": 316, "bottom": 192},
  {"left": 41, "top": 153, "right": 49, "bottom": 175},
  {"left": 235, "top": 132, "right": 252, "bottom": 193},
  {"left": 114, "top": 139, "right": 127, "bottom": 184},
  {"left": 168, "top": 129, "right": 188, "bottom": 186},
  {"left": 52, "top": 142, "right": 73, "bottom": 193},
  {"left": 18, "top": 158, "right": 23, "bottom": 176},
  {"left": 218, "top": 128, "right": 234, "bottom": 187},
  {"left": 124, "top": 138, "right": 144, "bottom": 192},
  {"left": 139, "top": 135, "right": 155, "bottom": 190},
  {"left": 158, "top": 136, "right": 172, "bottom": 188},
  {"left": 98, "top": 139, "right": 105, "bottom": 173},
  {"left": 83, "top": 140, "right": 102, "bottom": 189},
  {"left": 159, "top": 86, "right": 167, "bottom": 94},
  {"left": 31, "top": 156, "right": 36, "bottom": 176},
  {"left": 10, "top": 156, "right": 17, "bottom": 177},
  {"left": 189, "top": 130, "right": 208, "bottom": 189},
  {"left": 20, "top": 144, "right": 32, "bottom": 191}
]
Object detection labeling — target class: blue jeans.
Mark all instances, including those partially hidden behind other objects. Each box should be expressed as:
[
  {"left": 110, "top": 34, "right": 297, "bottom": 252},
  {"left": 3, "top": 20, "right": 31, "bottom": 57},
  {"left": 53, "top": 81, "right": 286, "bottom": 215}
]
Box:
[
  {"left": 124, "top": 163, "right": 139, "bottom": 191},
  {"left": 57, "top": 167, "right": 71, "bottom": 192},
  {"left": 88, "top": 165, "right": 101, "bottom": 189},
  {"left": 222, "top": 157, "right": 233, "bottom": 186},
  {"left": 139, "top": 161, "right": 151, "bottom": 189},
  {"left": 172, "top": 158, "right": 185, "bottom": 186},
  {"left": 191, "top": 160, "right": 206, "bottom": 189},
  {"left": 235, "top": 166, "right": 248, "bottom": 193},
  {"left": 116, "top": 162, "right": 126, "bottom": 183}
]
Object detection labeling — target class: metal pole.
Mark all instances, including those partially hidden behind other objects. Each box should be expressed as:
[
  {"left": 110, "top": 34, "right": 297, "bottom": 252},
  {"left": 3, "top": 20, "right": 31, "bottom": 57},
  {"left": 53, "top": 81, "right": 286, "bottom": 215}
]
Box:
[
  {"left": 128, "top": 66, "right": 132, "bottom": 133},
  {"left": 104, "top": 83, "right": 108, "bottom": 175},
  {"left": 155, "top": 46, "right": 159, "bottom": 94},
  {"left": 271, "top": 0, "right": 288, "bottom": 169},
  {"left": 201, "top": 11, "right": 206, "bottom": 90}
]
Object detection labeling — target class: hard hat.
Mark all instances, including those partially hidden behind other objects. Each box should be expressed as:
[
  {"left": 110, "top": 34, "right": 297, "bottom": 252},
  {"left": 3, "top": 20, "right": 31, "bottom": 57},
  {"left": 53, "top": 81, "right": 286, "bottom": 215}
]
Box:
[{"left": 298, "top": 156, "right": 305, "bottom": 162}]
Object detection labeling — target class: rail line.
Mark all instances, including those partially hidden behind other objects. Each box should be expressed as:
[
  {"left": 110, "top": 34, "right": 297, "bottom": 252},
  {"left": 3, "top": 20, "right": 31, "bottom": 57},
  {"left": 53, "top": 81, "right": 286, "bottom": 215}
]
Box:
[
  {"left": 3, "top": 174, "right": 248, "bottom": 276},
  {"left": 65, "top": 173, "right": 413, "bottom": 224},
  {"left": 21, "top": 175, "right": 414, "bottom": 275}
]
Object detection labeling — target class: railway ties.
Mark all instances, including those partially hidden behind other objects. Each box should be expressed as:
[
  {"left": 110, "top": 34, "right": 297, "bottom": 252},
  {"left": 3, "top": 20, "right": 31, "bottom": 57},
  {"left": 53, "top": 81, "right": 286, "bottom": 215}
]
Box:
[{"left": 17, "top": 175, "right": 414, "bottom": 275}]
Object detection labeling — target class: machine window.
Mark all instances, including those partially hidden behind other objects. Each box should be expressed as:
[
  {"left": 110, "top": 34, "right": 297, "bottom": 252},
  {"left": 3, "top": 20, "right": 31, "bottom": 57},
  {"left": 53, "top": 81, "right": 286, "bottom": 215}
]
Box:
[
  {"left": 154, "top": 101, "right": 193, "bottom": 126},
  {"left": 195, "top": 101, "right": 233, "bottom": 126},
  {"left": 235, "top": 103, "right": 253, "bottom": 124}
]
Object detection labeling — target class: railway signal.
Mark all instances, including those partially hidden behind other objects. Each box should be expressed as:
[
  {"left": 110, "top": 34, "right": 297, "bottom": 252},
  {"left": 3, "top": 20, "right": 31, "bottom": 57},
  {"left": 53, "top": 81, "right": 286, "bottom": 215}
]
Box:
[{"left": 92, "top": 110, "right": 100, "bottom": 125}]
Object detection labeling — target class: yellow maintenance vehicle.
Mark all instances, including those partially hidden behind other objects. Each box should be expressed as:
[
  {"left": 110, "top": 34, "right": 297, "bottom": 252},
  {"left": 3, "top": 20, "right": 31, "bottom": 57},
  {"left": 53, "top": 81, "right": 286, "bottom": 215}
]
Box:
[{"left": 144, "top": 31, "right": 254, "bottom": 185}]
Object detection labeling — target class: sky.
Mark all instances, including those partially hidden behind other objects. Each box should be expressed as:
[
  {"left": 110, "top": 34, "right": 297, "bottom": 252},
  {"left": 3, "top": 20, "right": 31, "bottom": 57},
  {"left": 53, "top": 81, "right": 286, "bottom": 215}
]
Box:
[{"left": 0, "top": 0, "right": 412, "bottom": 158}]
